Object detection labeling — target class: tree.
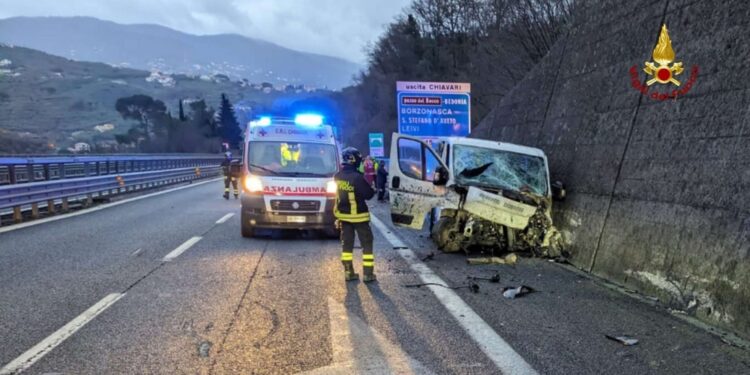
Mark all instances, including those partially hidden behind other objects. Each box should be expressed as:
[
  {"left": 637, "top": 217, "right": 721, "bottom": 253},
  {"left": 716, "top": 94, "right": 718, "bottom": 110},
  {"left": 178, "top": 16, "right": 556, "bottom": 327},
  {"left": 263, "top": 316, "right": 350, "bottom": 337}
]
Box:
[
  {"left": 115, "top": 94, "right": 172, "bottom": 151},
  {"left": 218, "top": 93, "right": 242, "bottom": 149}
]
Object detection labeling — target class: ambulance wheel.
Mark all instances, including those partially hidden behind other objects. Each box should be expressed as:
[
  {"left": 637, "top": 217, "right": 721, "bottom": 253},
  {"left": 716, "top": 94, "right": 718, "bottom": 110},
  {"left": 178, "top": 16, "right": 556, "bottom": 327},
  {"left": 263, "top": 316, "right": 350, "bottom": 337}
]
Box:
[
  {"left": 241, "top": 211, "right": 255, "bottom": 238},
  {"left": 323, "top": 226, "right": 340, "bottom": 239},
  {"left": 242, "top": 223, "right": 255, "bottom": 238}
]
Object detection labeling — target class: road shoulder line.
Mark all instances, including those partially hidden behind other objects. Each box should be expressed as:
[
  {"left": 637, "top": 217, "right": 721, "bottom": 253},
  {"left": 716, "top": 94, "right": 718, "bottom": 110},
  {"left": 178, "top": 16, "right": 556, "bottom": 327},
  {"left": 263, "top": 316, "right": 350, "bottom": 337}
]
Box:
[
  {"left": 369, "top": 215, "right": 538, "bottom": 375},
  {"left": 0, "top": 293, "right": 125, "bottom": 375}
]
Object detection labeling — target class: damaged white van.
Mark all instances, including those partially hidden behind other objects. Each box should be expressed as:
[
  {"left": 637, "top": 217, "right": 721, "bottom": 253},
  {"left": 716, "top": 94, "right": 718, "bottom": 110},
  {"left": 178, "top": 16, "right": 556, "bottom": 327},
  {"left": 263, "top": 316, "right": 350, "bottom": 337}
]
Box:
[{"left": 388, "top": 134, "right": 566, "bottom": 256}]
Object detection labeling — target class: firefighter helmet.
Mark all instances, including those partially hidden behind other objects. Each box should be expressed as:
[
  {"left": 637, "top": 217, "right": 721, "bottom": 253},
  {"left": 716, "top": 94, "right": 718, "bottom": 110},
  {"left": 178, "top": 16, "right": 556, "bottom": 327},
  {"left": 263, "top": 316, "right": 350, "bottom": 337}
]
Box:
[{"left": 341, "top": 147, "right": 362, "bottom": 166}]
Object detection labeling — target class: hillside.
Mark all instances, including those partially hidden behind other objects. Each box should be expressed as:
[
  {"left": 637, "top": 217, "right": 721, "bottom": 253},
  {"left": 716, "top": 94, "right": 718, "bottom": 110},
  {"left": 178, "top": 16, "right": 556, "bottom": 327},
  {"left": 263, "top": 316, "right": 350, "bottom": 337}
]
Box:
[
  {"left": 0, "top": 16, "right": 360, "bottom": 89},
  {"left": 0, "top": 44, "right": 323, "bottom": 153}
]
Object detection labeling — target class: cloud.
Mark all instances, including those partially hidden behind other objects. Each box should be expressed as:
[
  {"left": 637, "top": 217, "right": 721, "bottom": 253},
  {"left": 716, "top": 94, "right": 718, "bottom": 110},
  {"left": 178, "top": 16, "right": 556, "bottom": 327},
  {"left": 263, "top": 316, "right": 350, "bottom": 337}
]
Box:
[{"left": 0, "top": 0, "right": 411, "bottom": 62}]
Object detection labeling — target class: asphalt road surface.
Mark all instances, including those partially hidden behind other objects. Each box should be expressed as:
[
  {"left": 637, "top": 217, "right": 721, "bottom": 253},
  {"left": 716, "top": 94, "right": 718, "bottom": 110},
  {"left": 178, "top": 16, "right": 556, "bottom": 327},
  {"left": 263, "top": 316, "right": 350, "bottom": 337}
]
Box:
[{"left": 0, "top": 180, "right": 748, "bottom": 374}]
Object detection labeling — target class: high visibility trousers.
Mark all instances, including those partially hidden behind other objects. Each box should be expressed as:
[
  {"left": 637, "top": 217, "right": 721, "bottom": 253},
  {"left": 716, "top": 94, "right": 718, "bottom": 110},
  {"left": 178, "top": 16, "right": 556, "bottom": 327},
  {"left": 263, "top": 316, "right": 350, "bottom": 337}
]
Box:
[
  {"left": 224, "top": 176, "right": 238, "bottom": 195},
  {"left": 340, "top": 221, "right": 374, "bottom": 273}
]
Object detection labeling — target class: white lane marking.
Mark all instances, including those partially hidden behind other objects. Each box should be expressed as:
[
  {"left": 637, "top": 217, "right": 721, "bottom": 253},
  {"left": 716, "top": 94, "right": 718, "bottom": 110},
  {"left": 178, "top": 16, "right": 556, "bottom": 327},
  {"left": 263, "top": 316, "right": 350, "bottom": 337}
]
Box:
[
  {"left": 298, "top": 298, "right": 434, "bottom": 375},
  {"left": 0, "top": 178, "right": 221, "bottom": 235},
  {"left": 370, "top": 215, "right": 538, "bottom": 375},
  {"left": 163, "top": 236, "right": 202, "bottom": 262},
  {"left": 215, "top": 213, "right": 235, "bottom": 224},
  {"left": 130, "top": 248, "right": 143, "bottom": 257},
  {"left": 0, "top": 293, "right": 125, "bottom": 375}
]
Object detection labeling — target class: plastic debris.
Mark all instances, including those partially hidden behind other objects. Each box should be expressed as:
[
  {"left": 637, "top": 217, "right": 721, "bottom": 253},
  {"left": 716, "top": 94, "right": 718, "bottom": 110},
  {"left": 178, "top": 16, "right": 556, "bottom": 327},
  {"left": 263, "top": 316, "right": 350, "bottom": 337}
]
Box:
[
  {"left": 467, "top": 253, "right": 518, "bottom": 266},
  {"left": 605, "top": 335, "right": 639, "bottom": 346},
  {"left": 502, "top": 285, "right": 535, "bottom": 299}
]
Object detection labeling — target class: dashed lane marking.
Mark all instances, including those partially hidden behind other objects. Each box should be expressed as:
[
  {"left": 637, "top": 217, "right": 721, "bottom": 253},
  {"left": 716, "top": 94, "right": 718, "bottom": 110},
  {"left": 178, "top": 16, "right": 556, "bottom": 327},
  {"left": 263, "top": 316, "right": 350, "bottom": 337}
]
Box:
[
  {"left": 0, "top": 293, "right": 125, "bottom": 375},
  {"left": 163, "top": 236, "right": 202, "bottom": 262},
  {"left": 370, "top": 215, "right": 538, "bottom": 375},
  {"left": 216, "top": 213, "right": 235, "bottom": 224},
  {"left": 0, "top": 178, "right": 221, "bottom": 235}
]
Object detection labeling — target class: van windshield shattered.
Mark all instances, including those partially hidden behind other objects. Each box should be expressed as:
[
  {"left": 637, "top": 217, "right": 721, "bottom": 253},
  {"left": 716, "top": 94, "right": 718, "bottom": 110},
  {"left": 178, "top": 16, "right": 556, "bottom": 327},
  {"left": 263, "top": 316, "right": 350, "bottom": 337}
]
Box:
[
  {"left": 247, "top": 141, "right": 338, "bottom": 177},
  {"left": 453, "top": 145, "right": 548, "bottom": 196}
]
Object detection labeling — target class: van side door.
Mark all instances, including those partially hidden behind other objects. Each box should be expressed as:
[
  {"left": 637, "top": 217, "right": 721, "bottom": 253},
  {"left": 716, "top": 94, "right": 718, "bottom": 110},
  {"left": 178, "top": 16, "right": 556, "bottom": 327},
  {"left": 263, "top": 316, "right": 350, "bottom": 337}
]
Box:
[{"left": 388, "top": 134, "right": 450, "bottom": 230}]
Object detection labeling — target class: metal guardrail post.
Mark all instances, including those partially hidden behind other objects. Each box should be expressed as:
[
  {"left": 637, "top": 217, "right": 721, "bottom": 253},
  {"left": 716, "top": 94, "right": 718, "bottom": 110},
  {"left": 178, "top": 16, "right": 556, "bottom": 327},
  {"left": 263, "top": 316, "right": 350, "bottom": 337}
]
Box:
[{"left": 8, "top": 165, "right": 16, "bottom": 184}]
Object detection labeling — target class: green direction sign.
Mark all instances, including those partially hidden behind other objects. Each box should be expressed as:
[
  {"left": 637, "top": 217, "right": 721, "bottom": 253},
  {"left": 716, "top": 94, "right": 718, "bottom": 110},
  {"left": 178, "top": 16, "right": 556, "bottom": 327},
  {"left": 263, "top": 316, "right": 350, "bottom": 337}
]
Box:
[{"left": 368, "top": 133, "right": 385, "bottom": 157}]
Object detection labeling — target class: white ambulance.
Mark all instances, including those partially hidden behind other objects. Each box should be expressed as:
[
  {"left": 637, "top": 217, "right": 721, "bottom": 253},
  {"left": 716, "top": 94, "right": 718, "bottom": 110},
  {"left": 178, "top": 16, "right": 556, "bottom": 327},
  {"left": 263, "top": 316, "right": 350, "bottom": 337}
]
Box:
[{"left": 240, "top": 114, "right": 340, "bottom": 237}]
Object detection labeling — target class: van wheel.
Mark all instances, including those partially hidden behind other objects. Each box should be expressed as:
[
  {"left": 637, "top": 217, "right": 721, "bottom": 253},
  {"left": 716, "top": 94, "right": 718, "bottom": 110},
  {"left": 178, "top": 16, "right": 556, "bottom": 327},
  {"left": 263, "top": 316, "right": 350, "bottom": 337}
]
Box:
[{"left": 432, "top": 217, "right": 462, "bottom": 253}]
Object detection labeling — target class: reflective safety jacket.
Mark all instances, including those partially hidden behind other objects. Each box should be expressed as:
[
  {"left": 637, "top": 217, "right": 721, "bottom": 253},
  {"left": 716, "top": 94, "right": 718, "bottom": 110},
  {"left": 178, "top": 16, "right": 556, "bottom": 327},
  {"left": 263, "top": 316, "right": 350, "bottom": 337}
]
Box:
[{"left": 334, "top": 164, "right": 375, "bottom": 223}]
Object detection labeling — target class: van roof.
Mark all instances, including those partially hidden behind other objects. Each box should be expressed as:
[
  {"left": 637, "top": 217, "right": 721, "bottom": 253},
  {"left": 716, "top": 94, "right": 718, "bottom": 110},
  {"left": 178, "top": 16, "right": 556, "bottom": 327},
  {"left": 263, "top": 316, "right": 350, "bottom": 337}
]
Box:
[{"left": 439, "top": 137, "right": 546, "bottom": 158}]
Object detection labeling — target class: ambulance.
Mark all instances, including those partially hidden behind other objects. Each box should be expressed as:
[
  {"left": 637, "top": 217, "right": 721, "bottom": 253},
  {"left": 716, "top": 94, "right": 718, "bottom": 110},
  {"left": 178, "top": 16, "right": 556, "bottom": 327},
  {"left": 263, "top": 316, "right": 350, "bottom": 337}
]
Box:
[{"left": 240, "top": 114, "right": 340, "bottom": 237}]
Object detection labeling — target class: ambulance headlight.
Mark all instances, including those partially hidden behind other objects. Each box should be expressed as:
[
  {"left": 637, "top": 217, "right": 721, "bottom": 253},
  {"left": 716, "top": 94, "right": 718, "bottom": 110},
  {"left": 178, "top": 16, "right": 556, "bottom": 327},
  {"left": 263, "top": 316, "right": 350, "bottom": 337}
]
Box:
[
  {"left": 244, "top": 175, "right": 264, "bottom": 193},
  {"left": 326, "top": 180, "right": 338, "bottom": 195}
]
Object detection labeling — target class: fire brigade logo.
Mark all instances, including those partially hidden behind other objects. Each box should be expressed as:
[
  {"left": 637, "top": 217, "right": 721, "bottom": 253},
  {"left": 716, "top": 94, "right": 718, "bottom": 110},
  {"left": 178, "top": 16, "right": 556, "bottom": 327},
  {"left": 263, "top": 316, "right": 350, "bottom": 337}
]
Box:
[
  {"left": 630, "top": 23, "right": 698, "bottom": 101},
  {"left": 644, "top": 25, "right": 683, "bottom": 86}
]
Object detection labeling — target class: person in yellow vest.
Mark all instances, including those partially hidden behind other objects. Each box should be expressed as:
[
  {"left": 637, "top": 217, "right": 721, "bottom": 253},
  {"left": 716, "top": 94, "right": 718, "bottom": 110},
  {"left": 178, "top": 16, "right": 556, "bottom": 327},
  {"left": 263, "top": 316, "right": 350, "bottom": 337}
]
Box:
[
  {"left": 280, "top": 143, "right": 301, "bottom": 167},
  {"left": 334, "top": 147, "right": 376, "bottom": 282}
]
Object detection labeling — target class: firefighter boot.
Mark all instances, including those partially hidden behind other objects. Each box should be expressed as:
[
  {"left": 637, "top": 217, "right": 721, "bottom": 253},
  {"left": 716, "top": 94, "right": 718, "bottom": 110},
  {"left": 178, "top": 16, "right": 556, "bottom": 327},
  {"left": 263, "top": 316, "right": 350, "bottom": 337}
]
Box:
[
  {"left": 223, "top": 191, "right": 229, "bottom": 200},
  {"left": 343, "top": 262, "right": 359, "bottom": 281},
  {"left": 363, "top": 267, "right": 377, "bottom": 283}
]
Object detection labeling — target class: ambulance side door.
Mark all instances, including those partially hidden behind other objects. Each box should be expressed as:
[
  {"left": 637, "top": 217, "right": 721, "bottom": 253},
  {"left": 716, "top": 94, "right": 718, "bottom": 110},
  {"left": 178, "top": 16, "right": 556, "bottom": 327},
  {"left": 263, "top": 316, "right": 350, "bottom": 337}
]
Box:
[{"left": 388, "top": 134, "right": 450, "bottom": 230}]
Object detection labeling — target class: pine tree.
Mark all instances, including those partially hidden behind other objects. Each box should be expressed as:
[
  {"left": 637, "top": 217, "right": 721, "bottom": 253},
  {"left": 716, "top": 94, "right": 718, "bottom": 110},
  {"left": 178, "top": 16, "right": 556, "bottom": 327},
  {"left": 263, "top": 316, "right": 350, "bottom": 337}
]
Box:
[
  {"left": 178, "top": 99, "right": 186, "bottom": 122},
  {"left": 218, "top": 93, "right": 241, "bottom": 149}
]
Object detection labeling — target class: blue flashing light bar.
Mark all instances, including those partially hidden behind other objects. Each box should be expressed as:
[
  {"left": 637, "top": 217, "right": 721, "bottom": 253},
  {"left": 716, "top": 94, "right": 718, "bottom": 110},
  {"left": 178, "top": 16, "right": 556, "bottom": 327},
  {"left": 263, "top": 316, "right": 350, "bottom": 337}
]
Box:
[
  {"left": 256, "top": 116, "right": 272, "bottom": 126},
  {"left": 294, "top": 114, "right": 324, "bottom": 127}
]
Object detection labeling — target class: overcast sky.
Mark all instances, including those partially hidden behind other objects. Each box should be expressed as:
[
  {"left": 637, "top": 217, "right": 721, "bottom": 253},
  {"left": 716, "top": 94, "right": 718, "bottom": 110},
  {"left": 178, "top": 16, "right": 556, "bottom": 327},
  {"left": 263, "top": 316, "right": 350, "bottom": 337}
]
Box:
[{"left": 0, "top": 0, "right": 412, "bottom": 63}]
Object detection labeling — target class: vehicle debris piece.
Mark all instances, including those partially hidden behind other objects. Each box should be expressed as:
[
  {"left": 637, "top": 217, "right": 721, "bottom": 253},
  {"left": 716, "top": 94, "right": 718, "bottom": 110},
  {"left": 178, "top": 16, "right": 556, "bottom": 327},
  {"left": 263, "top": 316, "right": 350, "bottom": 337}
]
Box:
[
  {"left": 468, "top": 274, "right": 501, "bottom": 283},
  {"left": 605, "top": 335, "right": 639, "bottom": 346},
  {"left": 502, "top": 285, "right": 535, "bottom": 299},
  {"left": 467, "top": 253, "right": 517, "bottom": 266},
  {"left": 404, "top": 282, "right": 481, "bottom": 293},
  {"left": 421, "top": 252, "right": 436, "bottom": 261}
]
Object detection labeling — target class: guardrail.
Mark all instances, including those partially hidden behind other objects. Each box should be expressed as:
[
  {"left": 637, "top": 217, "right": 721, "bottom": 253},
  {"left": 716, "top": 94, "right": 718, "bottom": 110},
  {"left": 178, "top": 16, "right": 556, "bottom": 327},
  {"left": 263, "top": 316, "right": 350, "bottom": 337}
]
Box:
[
  {"left": 0, "top": 154, "right": 223, "bottom": 185},
  {"left": 0, "top": 155, "right": 224, "bottom": 224}
]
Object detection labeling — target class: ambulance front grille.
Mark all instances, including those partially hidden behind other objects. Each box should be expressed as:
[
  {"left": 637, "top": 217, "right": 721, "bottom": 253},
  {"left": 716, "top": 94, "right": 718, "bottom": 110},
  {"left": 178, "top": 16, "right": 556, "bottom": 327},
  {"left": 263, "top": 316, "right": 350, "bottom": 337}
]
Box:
[{"left": 270, "top": 200, "right": 320, "bottom": 212}]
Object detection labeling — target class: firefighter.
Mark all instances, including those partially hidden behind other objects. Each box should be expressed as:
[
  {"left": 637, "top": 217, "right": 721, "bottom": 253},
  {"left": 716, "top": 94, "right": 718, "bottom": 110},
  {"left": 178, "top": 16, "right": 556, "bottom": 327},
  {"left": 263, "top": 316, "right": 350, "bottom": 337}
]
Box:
[
  {"left": 335, "top": 147, "right": 376, "bottom": 282},
  {"left": 221, "top": 152, "right": 239, "bottom": 199}
]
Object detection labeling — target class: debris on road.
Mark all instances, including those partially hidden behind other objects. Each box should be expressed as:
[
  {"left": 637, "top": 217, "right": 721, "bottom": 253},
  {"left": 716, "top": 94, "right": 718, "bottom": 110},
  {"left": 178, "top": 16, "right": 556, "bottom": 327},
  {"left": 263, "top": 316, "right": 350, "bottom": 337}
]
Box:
[
  {"left": 421, "top": 252, "right": 436, "bottom": 261},
  {"left": 468, "top": 274, "right": 501, "bottom": 283},
  {"left": 198, "top": 341, "right": 213, "bottom": 357},
  {"left": 502, "top": 285, "right": 535, "bottom": 299},
  {"left": 467, "top": 253, "right": 518, "bottom": 266},
  {"left": 605, "top": 335, "right": 639, "bottom": 346},
  {"left": 404, "top": 282, "right": 481, "bottom": 293}
]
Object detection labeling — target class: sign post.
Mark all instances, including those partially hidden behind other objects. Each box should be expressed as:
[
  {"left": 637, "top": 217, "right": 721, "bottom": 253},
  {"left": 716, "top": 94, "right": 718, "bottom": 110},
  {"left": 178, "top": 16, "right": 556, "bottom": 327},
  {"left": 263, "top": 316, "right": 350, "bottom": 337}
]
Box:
[
  {"left": 368, "top": 133, "right": 385, "bottom": 157},
  {"left": 396, "top": 81, "right": 471, "bottom": 137}
]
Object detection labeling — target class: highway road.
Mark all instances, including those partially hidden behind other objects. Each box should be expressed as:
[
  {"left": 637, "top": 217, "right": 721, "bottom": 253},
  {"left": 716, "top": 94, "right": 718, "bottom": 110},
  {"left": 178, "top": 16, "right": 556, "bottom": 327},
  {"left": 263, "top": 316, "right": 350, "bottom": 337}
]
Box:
[{"left": 0, "top": 180, "right": 748, "bottom": 374}]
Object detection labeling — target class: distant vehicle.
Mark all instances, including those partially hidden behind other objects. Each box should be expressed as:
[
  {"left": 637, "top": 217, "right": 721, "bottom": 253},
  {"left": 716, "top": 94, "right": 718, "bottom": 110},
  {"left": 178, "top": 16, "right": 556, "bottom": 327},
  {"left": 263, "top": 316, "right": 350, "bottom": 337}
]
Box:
[
  {"left": 240, "top": 114, "right": 339, "bottom": 237},
  {"left": 387, "top": 134, "right": 566, "bottom": 256}
]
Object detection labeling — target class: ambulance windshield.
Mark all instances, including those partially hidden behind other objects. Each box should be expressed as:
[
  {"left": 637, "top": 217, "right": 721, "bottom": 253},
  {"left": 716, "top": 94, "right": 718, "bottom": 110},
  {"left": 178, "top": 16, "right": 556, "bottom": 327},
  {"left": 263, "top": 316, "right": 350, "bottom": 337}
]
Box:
[{"left": 247, "top": 141, "right": 338, "bottom": 177}]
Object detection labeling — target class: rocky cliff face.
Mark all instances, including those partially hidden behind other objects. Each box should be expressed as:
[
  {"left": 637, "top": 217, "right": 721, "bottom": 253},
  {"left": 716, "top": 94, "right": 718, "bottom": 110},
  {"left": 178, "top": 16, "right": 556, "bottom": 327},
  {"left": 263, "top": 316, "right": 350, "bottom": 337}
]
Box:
[{"left": 474, "top": 0, "right": 750, "bottom": 338}]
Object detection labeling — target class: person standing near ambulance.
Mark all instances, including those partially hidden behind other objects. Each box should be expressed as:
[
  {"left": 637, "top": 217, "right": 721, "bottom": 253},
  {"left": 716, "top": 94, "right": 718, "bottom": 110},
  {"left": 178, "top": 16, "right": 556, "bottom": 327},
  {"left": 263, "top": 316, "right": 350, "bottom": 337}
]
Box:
[
  {"left": 221, "top": 152, "right": 240, "bottom": 199},
  {"left": 363, "top": 155, "right": 376, "bottom": 188},
  {"left": 335, "top": 147, "right": 377, "bottom": 282}
]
